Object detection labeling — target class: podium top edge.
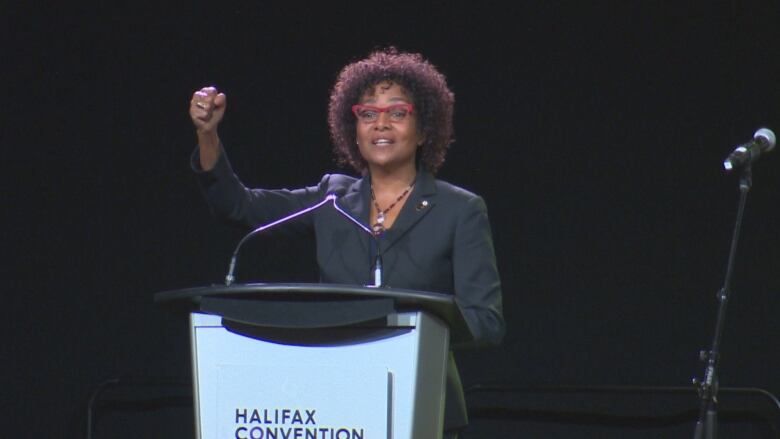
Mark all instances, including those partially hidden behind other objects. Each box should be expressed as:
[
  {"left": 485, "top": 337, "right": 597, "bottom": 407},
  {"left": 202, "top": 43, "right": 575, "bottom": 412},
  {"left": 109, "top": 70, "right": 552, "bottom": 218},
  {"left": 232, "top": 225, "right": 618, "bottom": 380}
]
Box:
[{"left": 154, "top": 282, "right": 455, "bottom": 305}]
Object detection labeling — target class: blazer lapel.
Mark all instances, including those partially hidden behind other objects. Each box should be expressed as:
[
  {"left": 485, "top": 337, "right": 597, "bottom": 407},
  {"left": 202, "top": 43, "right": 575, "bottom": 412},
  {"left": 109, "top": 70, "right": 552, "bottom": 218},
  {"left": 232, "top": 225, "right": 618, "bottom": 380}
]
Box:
[
  {"left": 380, "top": 169, "right": 437, "bottom": 252},
  {"left": 338, "top": 176, "right": 372, "bottom": 252}
]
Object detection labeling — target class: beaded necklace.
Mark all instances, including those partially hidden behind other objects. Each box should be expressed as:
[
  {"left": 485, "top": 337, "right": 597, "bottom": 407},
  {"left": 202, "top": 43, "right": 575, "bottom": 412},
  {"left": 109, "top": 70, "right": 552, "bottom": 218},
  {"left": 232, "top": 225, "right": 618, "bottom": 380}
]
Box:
[{"left": 370, "top": 182, "right": 415, "bottom": 235}]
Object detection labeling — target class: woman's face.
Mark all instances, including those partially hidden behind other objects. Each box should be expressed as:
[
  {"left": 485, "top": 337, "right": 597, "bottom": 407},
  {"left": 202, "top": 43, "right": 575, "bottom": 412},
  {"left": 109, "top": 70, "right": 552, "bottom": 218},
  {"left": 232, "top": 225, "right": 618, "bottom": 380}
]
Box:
[{"left": 355, "top": 81, "right": 424, "bottom": 173}]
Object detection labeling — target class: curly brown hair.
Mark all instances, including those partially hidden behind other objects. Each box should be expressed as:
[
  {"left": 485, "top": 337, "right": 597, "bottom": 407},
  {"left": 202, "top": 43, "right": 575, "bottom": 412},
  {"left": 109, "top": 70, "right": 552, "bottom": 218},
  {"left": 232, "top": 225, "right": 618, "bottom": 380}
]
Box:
[{"left": 328, "top": 48, "right": 455, "bottom": 175}]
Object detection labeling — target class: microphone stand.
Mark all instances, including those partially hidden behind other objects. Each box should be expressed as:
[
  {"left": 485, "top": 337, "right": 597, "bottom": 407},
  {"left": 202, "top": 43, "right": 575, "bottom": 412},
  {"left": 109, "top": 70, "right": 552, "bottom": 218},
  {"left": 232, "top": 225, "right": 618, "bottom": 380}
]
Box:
[
  {"left": 692, "top": 165, "right": 752, "bottom": 439},
  {"left": 224, "top": 194, "right": 384, "bottom": 288},
  {"left": 330, "top": 199, "right": 384, "bottom": 288},
  {"left": 224, "top": 195, "right": 336, "bottom": 285}
]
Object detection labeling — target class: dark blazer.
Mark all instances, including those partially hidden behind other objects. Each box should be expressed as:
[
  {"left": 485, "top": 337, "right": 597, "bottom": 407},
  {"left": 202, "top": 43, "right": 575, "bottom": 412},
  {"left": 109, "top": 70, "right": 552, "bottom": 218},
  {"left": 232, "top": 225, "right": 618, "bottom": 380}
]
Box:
[{"left": 194, "top": 148, "right": 505, "bottom": 430}]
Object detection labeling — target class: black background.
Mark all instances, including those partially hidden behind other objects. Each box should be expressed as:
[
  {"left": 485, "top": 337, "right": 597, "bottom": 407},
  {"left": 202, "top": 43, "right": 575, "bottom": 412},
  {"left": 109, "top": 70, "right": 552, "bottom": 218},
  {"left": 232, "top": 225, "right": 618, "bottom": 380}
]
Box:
[{"left": 5, "top": 2, "right": 780, "bottom": 437}]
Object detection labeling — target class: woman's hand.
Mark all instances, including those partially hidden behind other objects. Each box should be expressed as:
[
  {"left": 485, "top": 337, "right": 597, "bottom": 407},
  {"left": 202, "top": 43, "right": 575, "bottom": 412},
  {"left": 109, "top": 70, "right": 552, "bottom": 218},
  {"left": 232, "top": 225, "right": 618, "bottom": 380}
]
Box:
[
  {"left": 190, "top": 86, "right": 227, "bottom": 170},
  {"left": 190, "top": 86, "right": 226, "bottom": 133}
]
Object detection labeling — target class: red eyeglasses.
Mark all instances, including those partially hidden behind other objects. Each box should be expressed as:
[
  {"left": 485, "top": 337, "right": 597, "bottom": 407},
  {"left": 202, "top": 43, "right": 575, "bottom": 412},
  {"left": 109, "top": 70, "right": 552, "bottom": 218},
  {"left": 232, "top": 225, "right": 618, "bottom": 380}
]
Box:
[{"left": 351, "top": 104, "right": 414, "bottom": 123}]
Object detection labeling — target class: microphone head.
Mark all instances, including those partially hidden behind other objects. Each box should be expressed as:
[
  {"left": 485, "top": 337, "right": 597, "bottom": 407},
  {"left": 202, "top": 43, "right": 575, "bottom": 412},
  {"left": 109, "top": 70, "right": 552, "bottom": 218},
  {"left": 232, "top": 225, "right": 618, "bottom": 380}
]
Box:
[{"left": 754, "top": 128, "right": 776, "bottom": 152}]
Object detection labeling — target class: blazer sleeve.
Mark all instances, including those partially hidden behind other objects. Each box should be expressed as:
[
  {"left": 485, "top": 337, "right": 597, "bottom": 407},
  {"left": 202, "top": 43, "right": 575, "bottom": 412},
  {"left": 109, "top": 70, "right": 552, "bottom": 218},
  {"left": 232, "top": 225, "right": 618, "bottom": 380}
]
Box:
[
  {"left": 191, "top": 146, "right": 325, "bottom": 230},
  {"left": 451, "top": 195, "right": 505, "bottom": 349}
]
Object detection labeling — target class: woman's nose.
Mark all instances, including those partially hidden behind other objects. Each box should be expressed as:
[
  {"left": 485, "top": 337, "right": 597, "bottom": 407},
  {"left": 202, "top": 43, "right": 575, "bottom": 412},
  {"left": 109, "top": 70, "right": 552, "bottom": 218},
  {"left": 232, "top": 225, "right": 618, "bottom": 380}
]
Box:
[{"left": 373, "top": 112, "right": 391, "bottom": 129}]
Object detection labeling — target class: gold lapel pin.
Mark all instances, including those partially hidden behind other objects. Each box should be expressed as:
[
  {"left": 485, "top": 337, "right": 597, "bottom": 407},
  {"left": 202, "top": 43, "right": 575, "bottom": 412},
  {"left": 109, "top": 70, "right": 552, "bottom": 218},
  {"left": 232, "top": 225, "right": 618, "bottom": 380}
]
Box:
[{"left": 415, "top": 200, "right": 429, "bottom": 211}]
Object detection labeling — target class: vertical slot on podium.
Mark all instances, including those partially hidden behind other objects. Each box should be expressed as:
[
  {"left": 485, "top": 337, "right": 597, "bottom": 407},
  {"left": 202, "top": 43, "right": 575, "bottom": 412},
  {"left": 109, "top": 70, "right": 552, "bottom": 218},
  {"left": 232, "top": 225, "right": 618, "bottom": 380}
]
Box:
[{"left": 387, "top": 370, "right": 394, "bottom": 439}]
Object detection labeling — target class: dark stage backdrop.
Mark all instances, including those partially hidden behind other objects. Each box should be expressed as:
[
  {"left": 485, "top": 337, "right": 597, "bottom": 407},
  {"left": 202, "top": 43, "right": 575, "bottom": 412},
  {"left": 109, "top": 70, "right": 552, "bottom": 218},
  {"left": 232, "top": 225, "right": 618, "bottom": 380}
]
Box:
[{"left": 5, "top": 2, "right": 780, "bottom": 438}]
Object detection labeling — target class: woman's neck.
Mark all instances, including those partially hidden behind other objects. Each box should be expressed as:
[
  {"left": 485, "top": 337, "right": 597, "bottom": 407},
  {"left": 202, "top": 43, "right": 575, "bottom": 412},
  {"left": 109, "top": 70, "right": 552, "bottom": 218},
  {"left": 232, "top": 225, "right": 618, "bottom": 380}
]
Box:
[{"left": 369, "top": 163, "right": 418, "bottom": 193}]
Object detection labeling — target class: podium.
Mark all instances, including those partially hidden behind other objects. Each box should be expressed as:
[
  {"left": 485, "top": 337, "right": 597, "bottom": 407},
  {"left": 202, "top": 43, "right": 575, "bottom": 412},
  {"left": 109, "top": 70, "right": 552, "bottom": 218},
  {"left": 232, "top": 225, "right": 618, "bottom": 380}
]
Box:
[{"left": 155, "top": 283, "right": 471, "bottom": 439}]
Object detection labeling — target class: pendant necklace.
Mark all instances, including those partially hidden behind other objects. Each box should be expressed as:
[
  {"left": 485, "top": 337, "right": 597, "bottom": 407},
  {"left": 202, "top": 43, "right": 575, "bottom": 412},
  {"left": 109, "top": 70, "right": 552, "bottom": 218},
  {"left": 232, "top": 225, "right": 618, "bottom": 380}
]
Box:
[{"left": 371, "top": 181, "right": 415, "bottom": 236}]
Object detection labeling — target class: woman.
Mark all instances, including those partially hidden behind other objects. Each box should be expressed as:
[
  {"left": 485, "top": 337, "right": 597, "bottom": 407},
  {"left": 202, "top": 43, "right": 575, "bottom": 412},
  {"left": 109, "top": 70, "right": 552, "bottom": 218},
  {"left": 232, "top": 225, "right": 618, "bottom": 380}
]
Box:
[{"left": 190, "top": 48, "right": 504, "bottom": 437}]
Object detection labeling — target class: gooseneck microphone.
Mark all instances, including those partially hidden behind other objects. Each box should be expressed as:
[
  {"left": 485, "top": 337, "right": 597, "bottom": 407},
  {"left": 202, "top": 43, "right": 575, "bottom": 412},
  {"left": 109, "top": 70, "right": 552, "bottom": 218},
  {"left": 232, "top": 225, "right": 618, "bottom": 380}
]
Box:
[
  {"left": 723, "top": 128, "right": 776, "bottom": 171},
  {"left": 224, "top": 195, "right": 337, "bottom": 285},
  {"left": 330, "top": 199, "right": 384, "bottom": 288},
  {"left": 223, "top": 193, "right": 384, "bottom": 288}
]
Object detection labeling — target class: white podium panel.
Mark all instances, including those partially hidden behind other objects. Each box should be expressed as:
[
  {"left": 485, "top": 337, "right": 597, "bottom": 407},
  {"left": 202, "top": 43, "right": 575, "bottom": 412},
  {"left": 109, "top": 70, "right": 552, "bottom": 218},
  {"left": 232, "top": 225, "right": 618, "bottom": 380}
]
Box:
[{"left": 190, "top": 311, "right": 448, "bottom": 439}]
